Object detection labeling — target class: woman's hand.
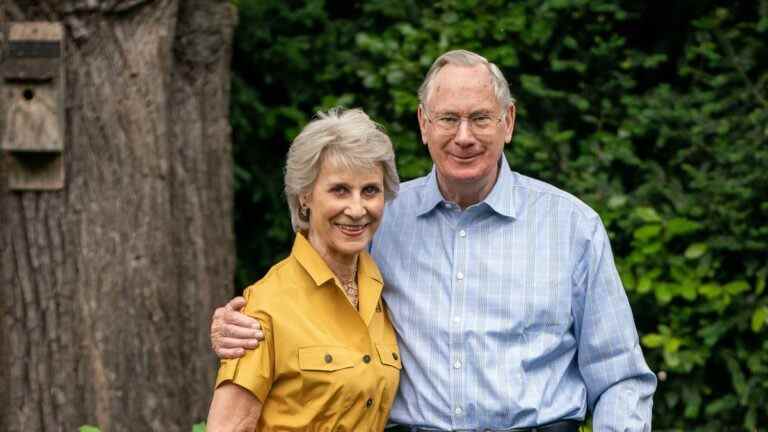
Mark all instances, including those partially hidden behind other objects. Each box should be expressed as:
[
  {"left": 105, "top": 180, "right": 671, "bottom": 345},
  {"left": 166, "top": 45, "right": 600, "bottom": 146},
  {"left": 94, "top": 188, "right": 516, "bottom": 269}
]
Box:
[{"left": 211, "top": 297, "right": 264, "bottom": 359}]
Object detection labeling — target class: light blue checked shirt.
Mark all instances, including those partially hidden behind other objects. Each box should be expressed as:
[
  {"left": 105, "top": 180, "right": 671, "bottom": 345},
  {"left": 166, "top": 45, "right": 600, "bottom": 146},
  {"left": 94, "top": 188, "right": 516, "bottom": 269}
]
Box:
[{"left": 372, "top": 155, "right": 656, "bottom": 431}]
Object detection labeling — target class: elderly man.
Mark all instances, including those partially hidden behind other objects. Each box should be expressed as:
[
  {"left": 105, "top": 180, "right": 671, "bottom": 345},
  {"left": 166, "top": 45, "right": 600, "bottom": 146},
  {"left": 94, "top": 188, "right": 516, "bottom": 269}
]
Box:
[{"left": 211, "top": 50, "right": 656, "bottom": 431}]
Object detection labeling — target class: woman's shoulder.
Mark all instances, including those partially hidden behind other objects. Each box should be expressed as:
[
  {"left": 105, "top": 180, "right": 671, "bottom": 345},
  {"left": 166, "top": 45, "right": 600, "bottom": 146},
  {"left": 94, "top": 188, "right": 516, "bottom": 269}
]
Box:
[{"left": 241, "top": 255, "right": 306, "bottom": 313}]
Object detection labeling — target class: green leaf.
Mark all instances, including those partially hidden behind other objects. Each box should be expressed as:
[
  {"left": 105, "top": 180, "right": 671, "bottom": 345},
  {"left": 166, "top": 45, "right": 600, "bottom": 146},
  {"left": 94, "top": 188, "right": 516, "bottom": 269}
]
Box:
[
  {"left": 751, "top": 307, "right": 768, "bottom": 332},
  {"left": 666, "top": 217, "right": 702, "bottom": 238},
  {"left": 756, "top": 268, "right": 766, "bottom": 295},
  {"left": 698, "top": 321, "right": 730, "bottom": 346},
  {"left": 698, "top": 283, "right": 721, "bottom": 299},
  {"left": 640, "top": 242, "right": 662, "bottom": 254},
  {"left": 663, "top": 349, "right": 681, "bottom": 368},
  {"left": 655, "top": 282, "right": 674, "bottom": 303},
  {"left": 746, "top": 406, "right": 758, "bottom": 430},
  {"left": 607, "top": 195, "right": 627, "bottom": 208},
  {"left": 725, "top": 357, "right": 747, "bottom": 397},
  {"left": 637, "top": 276, "right": 653, "bottom": 294},
  {"left": 634, "top": 224, "right": 661, "bottom": 240},
  {"left": 724, "top": 280, "right": 750, "bottom": 295},
  {"left": 79, "top": 427, "right": 101, "bottom": 432},
  {"left": 635, "top": 207, "right": 661, "bottom": 223},
  {"left": 664, "top": 337, "right": 682, "bottom": 353},
  {"left": 682, "top": 385, "right": 702, "bottom": 418},
  {"left": 680, "top": 281, "right": 698, "bottom": 301},
  {"left": 704, "top": 395, "right": 738, "bottom": 416},
  {"left": 642, "top": 333, "right": 664, "bottom": 348},
  {"left": 684, "top": 243, "right": 708, "bottom": 259}
]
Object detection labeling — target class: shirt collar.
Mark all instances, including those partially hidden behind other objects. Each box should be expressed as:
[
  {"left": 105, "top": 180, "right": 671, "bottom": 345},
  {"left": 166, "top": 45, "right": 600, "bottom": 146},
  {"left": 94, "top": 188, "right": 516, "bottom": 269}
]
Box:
[
  {"left": 415, "top": 168, "right": 445, "bottom": 216},
  {"left": 482, "top": 154, "right": 517, "bottom": 219},
  {"left": 416, "top": 154, "right": 518, "bottom": 219},
  {"left": 291, "top": 232, "right": 383, "bottom": 287}
]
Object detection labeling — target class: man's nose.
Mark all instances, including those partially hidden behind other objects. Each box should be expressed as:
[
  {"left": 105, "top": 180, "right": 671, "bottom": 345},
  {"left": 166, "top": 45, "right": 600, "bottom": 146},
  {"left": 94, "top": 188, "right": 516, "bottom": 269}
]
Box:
[{"left": 454, "top": 118, "right": 474, "bottom": 144}]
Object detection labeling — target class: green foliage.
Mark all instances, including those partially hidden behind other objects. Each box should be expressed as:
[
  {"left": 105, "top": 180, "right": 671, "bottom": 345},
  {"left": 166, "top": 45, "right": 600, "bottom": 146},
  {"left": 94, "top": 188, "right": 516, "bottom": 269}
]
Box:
[{"left": 231, "top": 0, "right": 768, "bottom": 429}]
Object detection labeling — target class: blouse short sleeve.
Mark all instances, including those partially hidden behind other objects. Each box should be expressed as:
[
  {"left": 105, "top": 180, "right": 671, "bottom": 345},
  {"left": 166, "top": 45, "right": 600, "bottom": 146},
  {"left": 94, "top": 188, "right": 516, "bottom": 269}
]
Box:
[{"left": 214, "top": 301, "right": 275, "bottom": 403}]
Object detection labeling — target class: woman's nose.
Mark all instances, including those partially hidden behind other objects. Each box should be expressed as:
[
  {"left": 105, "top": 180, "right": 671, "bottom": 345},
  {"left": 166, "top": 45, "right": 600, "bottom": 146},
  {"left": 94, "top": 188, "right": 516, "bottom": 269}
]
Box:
[{"left": 345, "top": 197, "right": 366, "bottom": 218}]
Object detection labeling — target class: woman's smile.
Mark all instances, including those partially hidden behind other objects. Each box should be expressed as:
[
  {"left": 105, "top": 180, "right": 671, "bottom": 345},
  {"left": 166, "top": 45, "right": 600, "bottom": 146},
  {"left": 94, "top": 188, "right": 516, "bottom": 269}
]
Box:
[{"left": 335, "top": 222, "right": 370, "bottom": 237}]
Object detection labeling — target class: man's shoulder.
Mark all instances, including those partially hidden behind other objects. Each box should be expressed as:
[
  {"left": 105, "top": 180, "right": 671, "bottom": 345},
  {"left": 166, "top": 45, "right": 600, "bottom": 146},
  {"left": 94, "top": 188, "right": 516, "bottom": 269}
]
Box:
[
  {"left": 512, "top": 172, "right": 599, "bottom": 221},
  {"left": 386, "top": 174, "right": 431, "bottom": 209},
  {"left": 397, "top": 175, "right": 431, "bottom": 196}
]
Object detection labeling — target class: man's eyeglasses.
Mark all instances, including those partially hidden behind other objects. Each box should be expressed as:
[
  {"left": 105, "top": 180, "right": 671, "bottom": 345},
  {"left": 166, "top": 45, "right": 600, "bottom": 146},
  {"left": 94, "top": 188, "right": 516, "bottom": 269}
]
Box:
[{"left": 421, "top": 105, "right": 504, "bottom": 135}]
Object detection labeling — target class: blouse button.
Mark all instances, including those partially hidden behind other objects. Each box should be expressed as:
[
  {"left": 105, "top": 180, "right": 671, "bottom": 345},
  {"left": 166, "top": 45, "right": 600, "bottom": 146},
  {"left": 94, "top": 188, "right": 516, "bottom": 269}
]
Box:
[
  {"left": 392, "top": 352, "right": 399, "bottom": 361},
  {"left": 366, "top": 398, "right": 374, "bottom": 408},
  {"left": 324, "top": 354, "right": 333, "bottom": 363},
  {"left": 363, "top": 354, "right": 371, "bottom": 363}
]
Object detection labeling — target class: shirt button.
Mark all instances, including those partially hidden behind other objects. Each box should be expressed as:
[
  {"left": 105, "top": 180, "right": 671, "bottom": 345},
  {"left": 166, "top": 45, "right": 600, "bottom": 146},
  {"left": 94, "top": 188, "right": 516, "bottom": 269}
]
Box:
[
  {"left": 453, "top": 316, "right": 461, "bottom": 324},
  {"left": 453, "top": 360, "right": 462, "bottom": 369},
  {"left": 366, "top": 398, "right": 373, "bottom": 408},
  {"left": 324, "top": 354, "right": 333, "bottom": 363},
  {"left": 459, "top": 230, "right": 466, "bottom": 237},
  {"left": 456, "top": 272, "right": 464, "bottom": 280},
  {"left": 454, "top": 407, "right": 463, "bottom": 415},
  {"left": 363, "top": 355, "right": 371, "bottom": 363}
]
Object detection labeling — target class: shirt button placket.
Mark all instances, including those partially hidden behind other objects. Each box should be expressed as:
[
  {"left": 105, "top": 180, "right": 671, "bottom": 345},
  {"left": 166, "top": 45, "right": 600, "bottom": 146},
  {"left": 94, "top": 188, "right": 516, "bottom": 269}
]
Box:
[{"left": 451, "top": 225, "right": 468, "bottom": 428}]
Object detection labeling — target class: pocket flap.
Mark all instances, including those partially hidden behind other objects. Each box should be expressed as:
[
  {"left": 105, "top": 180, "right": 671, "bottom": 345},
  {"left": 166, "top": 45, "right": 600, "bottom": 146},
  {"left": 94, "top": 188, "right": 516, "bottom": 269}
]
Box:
[
  {"left": 298, "top": 346, "right": 356, "bottom": 372},
  {"left": 375, "top": 343, "right": 402, "bottom": 369}
]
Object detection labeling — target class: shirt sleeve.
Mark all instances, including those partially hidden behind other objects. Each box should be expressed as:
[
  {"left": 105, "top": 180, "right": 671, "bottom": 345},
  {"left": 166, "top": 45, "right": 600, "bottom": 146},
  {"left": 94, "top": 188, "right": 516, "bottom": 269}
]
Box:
[
  {"left": 572, "top": 215, "right": 657, "bottom": 432},
  {"left": 215, "top": 288, "right": 275, "bottom": 404}
]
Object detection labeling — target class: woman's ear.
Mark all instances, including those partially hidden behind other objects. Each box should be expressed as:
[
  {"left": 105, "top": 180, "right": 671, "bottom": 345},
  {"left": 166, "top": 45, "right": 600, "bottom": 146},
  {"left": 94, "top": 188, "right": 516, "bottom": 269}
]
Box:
[{"left": 300, "top": 192, "right": 311, "bottom": 208}]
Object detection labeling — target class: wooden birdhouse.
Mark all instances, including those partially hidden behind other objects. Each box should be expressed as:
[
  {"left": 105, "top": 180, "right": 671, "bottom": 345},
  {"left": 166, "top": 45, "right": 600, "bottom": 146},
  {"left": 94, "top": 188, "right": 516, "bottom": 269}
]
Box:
[{"left": 1, "top": 22, "right": 65, "bottom": 190}]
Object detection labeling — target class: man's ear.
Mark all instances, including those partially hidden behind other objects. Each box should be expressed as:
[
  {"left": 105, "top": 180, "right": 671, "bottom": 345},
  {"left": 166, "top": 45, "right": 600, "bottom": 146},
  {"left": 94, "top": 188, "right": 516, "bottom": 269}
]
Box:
[
  {"left": 417, "top": 105, "right": 429, "bottom": 146},
  {"left": 504, "top": 103, "right": 516, "bottom": 143}
]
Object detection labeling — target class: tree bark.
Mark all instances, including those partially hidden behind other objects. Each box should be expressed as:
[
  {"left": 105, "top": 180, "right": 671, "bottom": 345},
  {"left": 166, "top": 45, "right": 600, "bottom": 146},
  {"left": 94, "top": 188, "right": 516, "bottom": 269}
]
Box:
[{"left": 0, "top": 1, "right": 236, "bottom": 431}]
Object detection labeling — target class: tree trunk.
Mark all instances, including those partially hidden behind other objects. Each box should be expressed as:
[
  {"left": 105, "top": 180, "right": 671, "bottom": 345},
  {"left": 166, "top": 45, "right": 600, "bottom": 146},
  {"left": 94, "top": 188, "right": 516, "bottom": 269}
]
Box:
[{"left": 0, "top": 1, "right": 236, "bottom": 431}]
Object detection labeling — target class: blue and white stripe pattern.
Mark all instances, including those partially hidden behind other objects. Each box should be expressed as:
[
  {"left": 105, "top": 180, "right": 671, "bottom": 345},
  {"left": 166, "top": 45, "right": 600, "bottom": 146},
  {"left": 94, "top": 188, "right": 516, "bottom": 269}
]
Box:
[{"left": 372, "top": 156, "right": 656, "bottom": 431}]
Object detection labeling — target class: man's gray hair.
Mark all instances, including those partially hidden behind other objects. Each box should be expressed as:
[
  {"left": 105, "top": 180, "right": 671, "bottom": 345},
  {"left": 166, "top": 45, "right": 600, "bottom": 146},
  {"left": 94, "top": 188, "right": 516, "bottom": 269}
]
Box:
[
  {"left": 418, "top": 49, "right": 515, "bottom": 109},
  {"left": 284, "top": 107, "right": 400, "bottom": 233}
]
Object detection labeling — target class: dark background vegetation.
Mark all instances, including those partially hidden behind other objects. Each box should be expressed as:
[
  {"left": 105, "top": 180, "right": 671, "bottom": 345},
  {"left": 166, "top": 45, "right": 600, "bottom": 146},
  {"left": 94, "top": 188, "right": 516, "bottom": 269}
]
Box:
[{"left": 229, "top": 0, "right": 767, "bottom": 429}]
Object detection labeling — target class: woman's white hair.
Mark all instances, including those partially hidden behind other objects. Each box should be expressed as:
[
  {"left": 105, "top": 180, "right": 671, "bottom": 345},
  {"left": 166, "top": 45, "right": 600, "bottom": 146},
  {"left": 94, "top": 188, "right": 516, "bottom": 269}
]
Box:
[
  {"left": 284, "top": 107, "right": 399, "bottom": 233},
  {"left": 417, "top": 49, "right": 515, "bottom": 109}
]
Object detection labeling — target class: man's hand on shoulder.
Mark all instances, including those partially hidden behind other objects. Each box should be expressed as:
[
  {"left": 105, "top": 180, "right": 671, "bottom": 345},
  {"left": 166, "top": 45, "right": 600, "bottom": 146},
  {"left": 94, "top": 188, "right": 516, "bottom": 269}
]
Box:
[{"left": 210, "top": 296, "right": 264, "bottom": 359}]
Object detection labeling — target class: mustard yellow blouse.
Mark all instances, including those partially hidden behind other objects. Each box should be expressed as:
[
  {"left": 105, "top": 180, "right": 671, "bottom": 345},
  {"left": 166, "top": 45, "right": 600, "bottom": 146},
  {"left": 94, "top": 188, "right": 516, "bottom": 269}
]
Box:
[{"left": 216, "top": 233, "right": 401, "bottom": 431}]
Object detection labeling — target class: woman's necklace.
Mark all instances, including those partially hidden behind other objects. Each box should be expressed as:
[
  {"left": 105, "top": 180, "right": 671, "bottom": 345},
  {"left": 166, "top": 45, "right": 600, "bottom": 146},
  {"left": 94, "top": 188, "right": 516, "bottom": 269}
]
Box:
[{"left": 340, "top": 277, "right": 359, "bottom": 309}]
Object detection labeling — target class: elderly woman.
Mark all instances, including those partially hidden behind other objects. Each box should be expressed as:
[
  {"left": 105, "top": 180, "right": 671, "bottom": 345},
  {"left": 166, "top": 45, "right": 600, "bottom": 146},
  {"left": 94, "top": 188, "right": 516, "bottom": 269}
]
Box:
[{"left": 207, "top": 108, "right": 401, "bottom": 431}]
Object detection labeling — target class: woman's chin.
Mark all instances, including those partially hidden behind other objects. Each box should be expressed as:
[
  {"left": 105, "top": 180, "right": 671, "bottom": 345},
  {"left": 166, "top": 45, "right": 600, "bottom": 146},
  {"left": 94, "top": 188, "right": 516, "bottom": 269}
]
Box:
[{"left": 331, "top": 238, "right": 371, "bottom": 257}]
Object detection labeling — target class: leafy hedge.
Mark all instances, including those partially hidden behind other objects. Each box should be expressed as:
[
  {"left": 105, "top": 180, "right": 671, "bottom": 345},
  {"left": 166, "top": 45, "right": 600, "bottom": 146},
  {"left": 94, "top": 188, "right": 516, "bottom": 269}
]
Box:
[{"left": 230, "top": 0, "right": 768, "bottom": 429}]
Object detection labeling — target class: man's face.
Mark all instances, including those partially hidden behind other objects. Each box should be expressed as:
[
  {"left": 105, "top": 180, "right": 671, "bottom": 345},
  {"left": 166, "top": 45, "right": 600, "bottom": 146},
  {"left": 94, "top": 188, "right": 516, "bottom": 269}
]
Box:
[{"left": 418, "top": 64, "right": 515, "bottom": 197}]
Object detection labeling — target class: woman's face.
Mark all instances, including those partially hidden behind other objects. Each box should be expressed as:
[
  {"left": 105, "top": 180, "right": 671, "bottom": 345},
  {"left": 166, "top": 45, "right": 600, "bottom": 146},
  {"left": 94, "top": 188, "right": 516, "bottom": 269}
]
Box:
[{"left": 304, "top": 158, "right": 385, "bottom": 262}]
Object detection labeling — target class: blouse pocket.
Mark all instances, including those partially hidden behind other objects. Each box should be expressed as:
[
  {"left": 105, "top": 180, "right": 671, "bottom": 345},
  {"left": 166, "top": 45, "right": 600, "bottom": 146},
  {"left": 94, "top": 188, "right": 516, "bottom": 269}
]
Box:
[
  {"left": 375, "top": 343, "right": 402, "bottom": 370},
  {"left": 298, "top": 346, "right": 356, "bottom": 372}
]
